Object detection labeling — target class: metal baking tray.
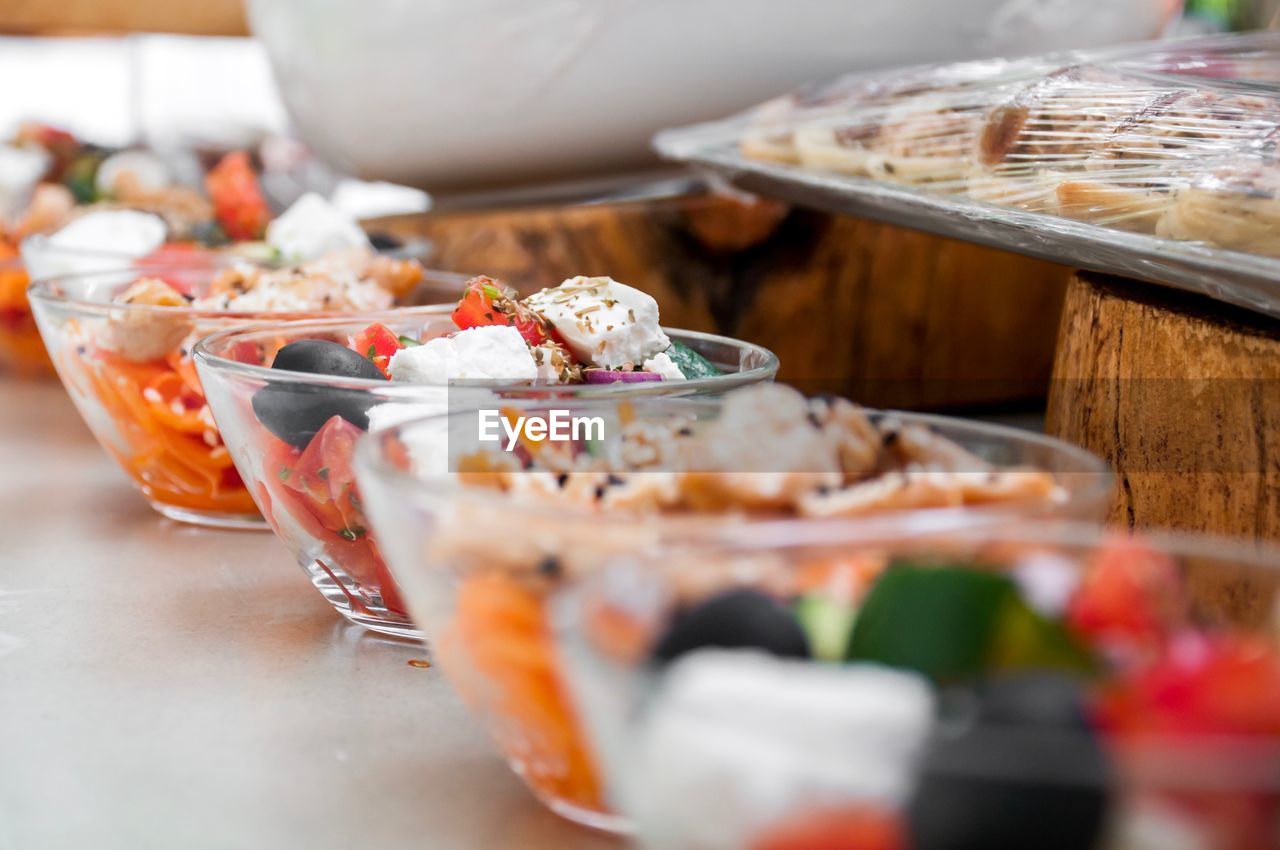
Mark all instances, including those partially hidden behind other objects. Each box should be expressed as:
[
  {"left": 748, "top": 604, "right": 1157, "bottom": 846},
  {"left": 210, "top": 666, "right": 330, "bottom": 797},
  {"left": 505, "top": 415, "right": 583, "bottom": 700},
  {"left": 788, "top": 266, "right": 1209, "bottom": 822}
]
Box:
[{"left": 655, "top": 33, "right": 1280, "bottom": 319}]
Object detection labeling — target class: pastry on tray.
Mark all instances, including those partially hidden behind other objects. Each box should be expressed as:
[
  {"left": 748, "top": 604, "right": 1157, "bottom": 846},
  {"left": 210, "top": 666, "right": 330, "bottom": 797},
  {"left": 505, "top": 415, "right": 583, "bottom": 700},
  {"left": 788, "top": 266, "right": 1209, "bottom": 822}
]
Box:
[
  {"left": 735, "top": 52, "right": 1280, "bottom": 258},
  {"left": 743, "top": 63, "right": 1008, "bottom": 179},
  {"left": 794, "top": 94, "right": 985, "bottom": 186},
  {"left": 1053, "top": 88, "right": 1280, "bottom": 232},
  {"left": 1157, "top": 155, "right": 1280, "bottom": 256}
]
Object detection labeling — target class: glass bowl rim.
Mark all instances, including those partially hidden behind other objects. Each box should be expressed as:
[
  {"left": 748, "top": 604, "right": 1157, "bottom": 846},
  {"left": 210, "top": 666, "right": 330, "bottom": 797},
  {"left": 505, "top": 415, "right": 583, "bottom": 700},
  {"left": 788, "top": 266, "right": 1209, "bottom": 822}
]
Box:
[
  {"left": 550, "top": 518, "right": 1280, "bottom": 783},
  {"left": 21, "top": 231, "right": 435, "bottom": 266},
  {"left": 25, "top": 259, "right": 469, "bottom": 321},
  {"left": 193, "top": 319, "right": 782, "bottom": 393},
  {"left": 352, "top": 397, "right": 1116, "bottom": 539}
]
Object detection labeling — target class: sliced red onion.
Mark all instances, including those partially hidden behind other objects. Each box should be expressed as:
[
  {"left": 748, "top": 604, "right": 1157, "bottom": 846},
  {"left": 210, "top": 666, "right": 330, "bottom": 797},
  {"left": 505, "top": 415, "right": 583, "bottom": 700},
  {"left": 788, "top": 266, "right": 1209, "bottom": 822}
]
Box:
[{"left": 583, "top": 369, "right": 663, "bottom": 384}]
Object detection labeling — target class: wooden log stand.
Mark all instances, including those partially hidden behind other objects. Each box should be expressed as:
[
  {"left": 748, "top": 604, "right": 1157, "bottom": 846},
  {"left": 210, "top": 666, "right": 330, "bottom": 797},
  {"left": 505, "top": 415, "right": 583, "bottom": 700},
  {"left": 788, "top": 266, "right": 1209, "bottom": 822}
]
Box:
[
  {"left": 372, "top": 194, "right": 1070, "bottom": 411},
  {"left": 1047, "top": 273, "right": 1280, "bottom": 540}
]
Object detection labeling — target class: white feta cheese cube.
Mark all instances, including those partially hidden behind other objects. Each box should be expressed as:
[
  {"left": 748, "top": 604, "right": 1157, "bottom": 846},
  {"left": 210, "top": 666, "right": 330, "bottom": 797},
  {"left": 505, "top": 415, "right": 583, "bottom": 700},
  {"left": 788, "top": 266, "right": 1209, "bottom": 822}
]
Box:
[
  {"left": 388, "top": 325, "right": 537, "bottom": 384},
  {"left": 531, "top": 342, "right": 571, "bottom": 384},
  {"left": 524, "top": 275, "right": 670, "bottom": 369},
  {"left": 266, "top": 192, "right": 370, "bottom": 263},
  {"left": 630, "top": 651, "right": 935, "bottom": 850},
  {"left": 642, "top": 351, "right": 685, "bottom": 380},
  {"left": 366, "top": 396, "right": 449, "bottom": 433}
]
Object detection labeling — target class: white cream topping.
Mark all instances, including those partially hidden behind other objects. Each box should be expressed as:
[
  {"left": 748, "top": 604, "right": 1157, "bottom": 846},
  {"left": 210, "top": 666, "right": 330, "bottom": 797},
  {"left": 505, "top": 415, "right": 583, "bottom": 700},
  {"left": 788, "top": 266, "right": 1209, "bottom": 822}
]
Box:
[
  {"left": 642, "top": 351, "right": 685, "bottom": 380},
  {"left": 95, "top": 150, "right": 173, "bottom": 196},
  {"left": 0, "top": 144, "right": 49, "bottom": 220},
  {"left": 48, "top": 209, "right": 168, "bottom": 255},
  {"left": 524, "top": 275, "right": 670, "bottom": 369},
  {"left": 388, "top": 325, "right": 537, "bottom": 384},
  {"left": 22, "top": 210, "right": 168, "bottom": 282},
  {"left": 266, "top": 192, "right": 370, "bottom": 263}
]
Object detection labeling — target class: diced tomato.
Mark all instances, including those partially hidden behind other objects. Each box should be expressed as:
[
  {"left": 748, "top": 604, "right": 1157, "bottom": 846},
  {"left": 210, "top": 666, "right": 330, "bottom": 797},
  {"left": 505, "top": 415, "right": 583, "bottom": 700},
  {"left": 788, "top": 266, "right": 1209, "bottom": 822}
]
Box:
[
  {"left": 1096, "top": 632, "right": 1280, "bottom": 739},
  {"left": 451, "top": 275, "right": 563, "bottom": 349},
  {"left": 264, "top": 422, "right": 407, "bottom": 615},
  {"left": 284, "top": 416, "right": 366, "bottom": 536},
  {"left": 1067, "top": 537, "right": 1179, "bottom": 662},
  {"left": 350, "top": 322, "right": 405, "bottom": 378},
  {"left": 752, "top": 807, "right": 906, "bottom": 850},
  {"left": 205, "top": 151, "right": 271, "bottom": 241},
  {"left": 370, "top": 536, "right": 408, "bottom": 616}
]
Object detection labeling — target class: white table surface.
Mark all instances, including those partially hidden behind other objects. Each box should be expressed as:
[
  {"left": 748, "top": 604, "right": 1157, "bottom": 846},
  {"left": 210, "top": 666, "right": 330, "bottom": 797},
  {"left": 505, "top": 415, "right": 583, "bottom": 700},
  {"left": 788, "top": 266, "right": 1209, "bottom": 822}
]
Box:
[{"left": 0, "top": 376, "right": 622, "bottom": 850}]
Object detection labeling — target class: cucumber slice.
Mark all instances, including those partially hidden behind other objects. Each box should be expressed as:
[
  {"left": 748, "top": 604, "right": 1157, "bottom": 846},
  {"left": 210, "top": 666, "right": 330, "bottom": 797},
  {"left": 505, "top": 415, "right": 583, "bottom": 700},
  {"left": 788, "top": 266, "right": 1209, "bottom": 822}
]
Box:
[
  {"left": 846, "top": 562, "right": 1093, "bottom": 682},
  {"left": 665, "top": 341, "right": 723, "bottom": 379},
  {"left": 63, "top": 153, "right": 104, "bottom": 204},
  {"left": 795, "top": 595, "right": 857, "bottom": 663}
]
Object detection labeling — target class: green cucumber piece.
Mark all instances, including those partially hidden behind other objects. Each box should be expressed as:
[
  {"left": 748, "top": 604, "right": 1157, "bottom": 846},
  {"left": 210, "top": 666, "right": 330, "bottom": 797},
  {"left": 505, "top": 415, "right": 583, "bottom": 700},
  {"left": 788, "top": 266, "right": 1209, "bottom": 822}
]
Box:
[
  {"left": 63, "top": 153, "right": 104, "bottom": 204},
  {"left": 665, "top": 341, "right": 723, "bottom": 379},
  {"left": 846, "top": 561, "right": 1094, "bottom": 683},
  {"left": 847, "top": 564, "right": 1013, "bottom": 681},
  {"left": 795, "top": 595, "right": 857, "bottom": 662}
]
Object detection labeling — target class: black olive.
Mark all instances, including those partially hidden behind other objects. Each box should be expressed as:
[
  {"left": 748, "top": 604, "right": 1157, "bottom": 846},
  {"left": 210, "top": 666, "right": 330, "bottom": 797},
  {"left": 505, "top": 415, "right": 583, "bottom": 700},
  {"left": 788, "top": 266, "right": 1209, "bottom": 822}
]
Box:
[
  {"left": 978, "top": 672, "right": 1093, "bottom": 729},
  {"left": 251, "top": 340, "right": 385, "bottom": 449},
  {"left": 367, "top": 231, "right": 403, "bottom": 252},
  {"left": 272, "top": 339, "right": 385, "bottom": 381},
  {"left": 907, "top": 673, "right": 1111, "bottom": 850},
  {"left": 651, "top": 588, "right": 811, "bottom": 666}
]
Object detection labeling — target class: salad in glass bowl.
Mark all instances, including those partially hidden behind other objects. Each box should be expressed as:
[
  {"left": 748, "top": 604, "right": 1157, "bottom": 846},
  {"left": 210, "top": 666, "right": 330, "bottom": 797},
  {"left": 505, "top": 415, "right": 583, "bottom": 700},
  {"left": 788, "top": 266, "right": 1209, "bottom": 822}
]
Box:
[
  {"left": 193, "top": 274, "right": 780, "bottom": 636},
  {"left": 552, "top": 523, "right": 1280, "bottom": 850},
  {"left": 352, "top": 384, "right": 1112, "bottom": 830},
  {"left": 29, "top": 246, "right": 449, "bottom": 529},
  {"left": 1, "top": 121, "right": 420, "bottom": 376}
]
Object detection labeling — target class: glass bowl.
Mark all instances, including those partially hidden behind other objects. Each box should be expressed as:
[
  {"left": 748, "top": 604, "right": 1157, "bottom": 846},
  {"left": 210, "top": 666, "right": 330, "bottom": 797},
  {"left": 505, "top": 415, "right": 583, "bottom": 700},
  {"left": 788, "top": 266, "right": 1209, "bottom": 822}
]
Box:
[
  {"left": 193, "top": 320, "right": 779, "bottom": 637},
  {"left": 28, "top": 260, "right": 465, "bottom": 529},
  {"left": 550, "top": 522, "right": 1280, "bottom": 850},
  {"left": 351, "top": 397, "right": 1112, "bottom": 830}
]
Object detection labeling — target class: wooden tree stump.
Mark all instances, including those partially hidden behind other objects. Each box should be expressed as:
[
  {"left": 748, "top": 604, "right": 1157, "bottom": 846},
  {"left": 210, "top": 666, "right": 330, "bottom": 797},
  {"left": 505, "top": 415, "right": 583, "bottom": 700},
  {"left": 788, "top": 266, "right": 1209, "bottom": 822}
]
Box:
[
  {"left": 370, "top": 194, "right": 1071, "bottom": 410},
  {"left": 1046, "top": 273, "right": 1280, "bottom": 540}
]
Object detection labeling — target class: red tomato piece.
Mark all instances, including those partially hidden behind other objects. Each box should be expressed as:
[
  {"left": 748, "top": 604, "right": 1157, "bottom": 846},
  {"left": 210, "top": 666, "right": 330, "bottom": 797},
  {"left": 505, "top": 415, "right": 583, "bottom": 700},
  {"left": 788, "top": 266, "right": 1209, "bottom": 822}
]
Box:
[
  {"left": 205, "top": 151, "right": 271, "bottom": 241},
  {"left": 1097, "top": 632, "right": 1280, "bottom": 739},
  {"left": 752, "top": 807, "right": 906, "bottom": 850},
  {"left": 264, "top": 424, "right": 405, "bottom": 612},
  {"left": 1067, "top": 537, "right": 1180, "bottom": 661},
  {"left": 350, "top": 322, "right": 405, "bottom": 378},
  {"left": 451, "top": 275, "right": 562, "bottom": 349},
  {"left": 282, "top": 416, "right": 367, "bottom": 535}
]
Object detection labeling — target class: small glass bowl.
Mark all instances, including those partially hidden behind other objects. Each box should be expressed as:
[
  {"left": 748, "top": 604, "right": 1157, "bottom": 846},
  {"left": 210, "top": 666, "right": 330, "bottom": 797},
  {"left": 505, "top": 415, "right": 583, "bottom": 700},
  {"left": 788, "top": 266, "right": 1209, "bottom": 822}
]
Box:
[
  {"left": 28, "top": 260, "right": 465, "bottom": 529},
  {"left": 352, "top": 398, "right": 1112, "bottom": 830},
  {"left": 194, "top": 320, "right": 779, "bottom": 638},
  {"left": 551, "top": 522, "right": 1280, "bottom": 850}
]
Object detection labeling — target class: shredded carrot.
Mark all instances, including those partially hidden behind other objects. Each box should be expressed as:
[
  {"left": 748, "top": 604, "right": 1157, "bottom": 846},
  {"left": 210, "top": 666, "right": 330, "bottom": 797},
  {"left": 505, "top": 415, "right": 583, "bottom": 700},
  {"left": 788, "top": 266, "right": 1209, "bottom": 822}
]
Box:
[
  {"left": 67, "top": 345, "right": 257, "bottom": 515},
  {"left": 445, "top": 573, "right": 607, "bottom": 814}
]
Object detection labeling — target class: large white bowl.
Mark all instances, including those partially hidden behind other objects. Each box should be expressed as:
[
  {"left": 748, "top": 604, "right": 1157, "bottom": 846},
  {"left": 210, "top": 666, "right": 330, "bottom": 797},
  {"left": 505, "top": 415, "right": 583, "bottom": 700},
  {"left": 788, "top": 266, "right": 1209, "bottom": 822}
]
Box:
[{"left": 249, "top": 0, "right": 1179, "bottom": 194}]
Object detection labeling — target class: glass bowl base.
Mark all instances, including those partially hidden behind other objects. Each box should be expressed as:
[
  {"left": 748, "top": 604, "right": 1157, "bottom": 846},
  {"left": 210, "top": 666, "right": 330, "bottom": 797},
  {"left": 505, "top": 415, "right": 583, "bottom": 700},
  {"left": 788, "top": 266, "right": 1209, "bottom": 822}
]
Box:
[
  {"left": 540, "top": 794, "right": 632, "bottom": 835},
  {"left": 152, "top": 502, "right": 270, "bottom": 531},
  {"left": 307, "top": 562, "right": 423, "bottom": 640}
]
